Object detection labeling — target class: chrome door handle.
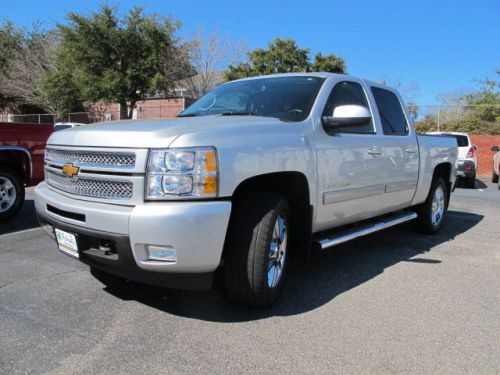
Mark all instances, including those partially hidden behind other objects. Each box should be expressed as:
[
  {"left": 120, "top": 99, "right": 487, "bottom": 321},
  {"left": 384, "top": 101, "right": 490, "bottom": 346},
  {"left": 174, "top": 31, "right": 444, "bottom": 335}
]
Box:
[
  {"left": 367, "top": 147, "right": 383, "bottom": 156},
  {"left": 405, "top": 146, "right": 418, "bottom": 154}
]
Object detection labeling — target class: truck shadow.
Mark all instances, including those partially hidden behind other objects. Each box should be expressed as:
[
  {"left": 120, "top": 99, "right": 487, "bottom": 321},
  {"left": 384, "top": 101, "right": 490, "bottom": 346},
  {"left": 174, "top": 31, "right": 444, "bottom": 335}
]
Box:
[
  {"left": 93, "top": 210, "right": 483, "bottom": 322},
  {"left": 0, "top": 199, "right": 39, "bottom": 236}
]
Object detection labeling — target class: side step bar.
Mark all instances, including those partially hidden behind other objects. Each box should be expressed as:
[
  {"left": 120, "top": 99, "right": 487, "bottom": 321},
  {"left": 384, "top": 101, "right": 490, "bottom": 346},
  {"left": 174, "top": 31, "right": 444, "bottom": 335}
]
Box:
[{"left": 317, "top": 211, "right": 417, "bottom": 250}]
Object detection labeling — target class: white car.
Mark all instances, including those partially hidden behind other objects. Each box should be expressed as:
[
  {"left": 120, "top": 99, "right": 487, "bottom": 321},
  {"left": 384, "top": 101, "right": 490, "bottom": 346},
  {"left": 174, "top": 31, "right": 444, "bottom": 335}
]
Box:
[
  {"left": 53, "top": 122, "right": 86, "bottom": 132},
  {"left": 428, "top": 132, "right": 477, "bottom": 188}
]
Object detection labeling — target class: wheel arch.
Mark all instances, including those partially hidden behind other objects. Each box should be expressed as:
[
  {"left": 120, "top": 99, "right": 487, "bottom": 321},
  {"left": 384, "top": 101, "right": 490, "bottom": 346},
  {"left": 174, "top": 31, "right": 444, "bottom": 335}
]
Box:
[
  {"left": 432, "top": 162, "right": 452, "bottom": 208},
  {"left": 0, "top": 147, "right": 32, "bottom": 185},
  {"left": 227, "top": 171, "right": 314, "bottom": 259}
]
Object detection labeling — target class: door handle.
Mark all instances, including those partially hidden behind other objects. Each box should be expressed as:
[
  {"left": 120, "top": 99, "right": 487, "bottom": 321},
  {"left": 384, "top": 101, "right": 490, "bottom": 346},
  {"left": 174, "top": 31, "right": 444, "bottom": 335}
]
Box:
[
  {"left": 367, "top": 147, "right": 383, "bottom": 156},
  {"left": 405, "top": 146, "right": 418, "bottom": 154}
]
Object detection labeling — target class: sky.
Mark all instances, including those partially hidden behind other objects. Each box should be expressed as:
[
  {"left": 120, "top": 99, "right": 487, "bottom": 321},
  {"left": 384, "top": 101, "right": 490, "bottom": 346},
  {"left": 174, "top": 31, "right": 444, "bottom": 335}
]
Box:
[{"left": 1, "top": 0, "right": 499, "bottom": 105}]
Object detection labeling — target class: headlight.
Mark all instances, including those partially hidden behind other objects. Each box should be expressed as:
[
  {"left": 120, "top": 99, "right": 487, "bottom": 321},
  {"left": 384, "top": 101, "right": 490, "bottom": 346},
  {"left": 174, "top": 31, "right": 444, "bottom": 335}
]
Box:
[{"left": 146, "top": 147, "right": 218, "bottom": 200}]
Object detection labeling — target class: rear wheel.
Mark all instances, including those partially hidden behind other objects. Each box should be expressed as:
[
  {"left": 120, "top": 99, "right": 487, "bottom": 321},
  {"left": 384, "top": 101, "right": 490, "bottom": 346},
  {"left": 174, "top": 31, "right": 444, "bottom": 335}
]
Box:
[
  {"left": 414, "top": 178, "right": 447, "bottom": 234},
  {"left": 492, "top": 170, "right": 499, "bottom": 183},
  {"left": 0, "top": 168, "right": 25, "bottom": 222},
  {"left": 224, "top": 192, "right": 290, "bottom": 307}
]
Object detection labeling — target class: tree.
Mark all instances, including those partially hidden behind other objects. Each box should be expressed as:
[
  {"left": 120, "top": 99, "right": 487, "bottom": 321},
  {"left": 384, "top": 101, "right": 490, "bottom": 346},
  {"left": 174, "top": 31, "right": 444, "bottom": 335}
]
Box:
[
  {"left": 0, "top": 21, "right": 22, "bottom": 110},
  {"left": 464, "top": 71, "right": 500, "bottom": 122},
  {"left": 52, "top": 5, "right": 193, "bottom": 119},
  {"left": 310, "top": 52, "right": 346, "bottom": 74},
  {"left": 224, "top": 38, "right": 346, "bottom": 81},
  {"left": 0, "top": 25, "right": 68, "bottom": 116},
  {"left": 181, "top": 29, "right": 246, "bottom": 99}
]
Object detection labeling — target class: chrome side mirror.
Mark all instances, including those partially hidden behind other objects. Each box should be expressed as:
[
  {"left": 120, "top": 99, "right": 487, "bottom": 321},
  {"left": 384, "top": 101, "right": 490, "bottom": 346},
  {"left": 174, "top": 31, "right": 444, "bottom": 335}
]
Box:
[{"left": 322, "top": 105, "right": 371, "bottom": 130}]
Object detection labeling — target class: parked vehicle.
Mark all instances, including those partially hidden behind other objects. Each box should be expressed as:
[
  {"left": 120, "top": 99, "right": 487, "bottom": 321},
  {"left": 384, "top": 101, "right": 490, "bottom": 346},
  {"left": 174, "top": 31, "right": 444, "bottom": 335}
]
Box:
[
  {"left": 0, "top": 122, "right": 53, "bottom": 220},
  {"left": 34, "top": 73, "right": 458, "bottom": 307},
  {"left": 491, "top": 145, "right": 500, "bottom": 189},
  {"left": 428, "top": 132, "right": 477, "bottom": 188},
  {"left": 53, "top": 122, "right": 86, "bottom": 131}
]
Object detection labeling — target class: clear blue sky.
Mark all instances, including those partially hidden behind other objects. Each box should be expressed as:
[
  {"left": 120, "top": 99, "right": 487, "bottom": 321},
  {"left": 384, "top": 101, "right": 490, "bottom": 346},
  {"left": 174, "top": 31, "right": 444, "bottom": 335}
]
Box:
[{"left": 2, "top": 0, "right": 499, "bottom": 104}]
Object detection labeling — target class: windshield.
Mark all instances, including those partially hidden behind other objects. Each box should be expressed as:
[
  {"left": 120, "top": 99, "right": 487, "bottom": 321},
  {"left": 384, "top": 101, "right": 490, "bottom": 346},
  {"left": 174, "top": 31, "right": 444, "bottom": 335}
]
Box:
[
  {"left": 54, "top": 125, "right": 72, "bottom": 131},
  {"left": 178, "top": 76, "right": 325, "bottom": 122}
]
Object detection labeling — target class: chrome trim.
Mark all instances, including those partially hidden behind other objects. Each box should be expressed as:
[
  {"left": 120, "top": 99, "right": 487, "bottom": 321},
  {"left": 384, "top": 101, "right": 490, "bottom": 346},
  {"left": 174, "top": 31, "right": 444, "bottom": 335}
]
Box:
[
  {"left": 384, "top": 180, "right": 418, "bottom": 193},
  {"left": 45, "top": 169, "right": 133, "bottom": 200},
  {"left": 0, "top": 146, "right": 33, "bottom": 182},
  {"left": 319, "top": 212, "right": 417, "bottom": 249},
  {"left": 45, "top": 148, "right": 136, "bottom": 169},
  {"left": 323, "top": 184, "right": 385, "bottom": 205}
]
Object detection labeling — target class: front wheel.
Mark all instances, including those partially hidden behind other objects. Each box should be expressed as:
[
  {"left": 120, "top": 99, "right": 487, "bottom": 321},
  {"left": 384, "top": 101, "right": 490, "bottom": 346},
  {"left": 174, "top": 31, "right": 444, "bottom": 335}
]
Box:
[
  {"left": 414, "top": 178, "right": 448, "bottom": 234},
  {"left": 224, "top": 192, "right": 290, "bottom": 307},
  {"left": 0, "top": 168, "right": 25, "bottom": 222}
]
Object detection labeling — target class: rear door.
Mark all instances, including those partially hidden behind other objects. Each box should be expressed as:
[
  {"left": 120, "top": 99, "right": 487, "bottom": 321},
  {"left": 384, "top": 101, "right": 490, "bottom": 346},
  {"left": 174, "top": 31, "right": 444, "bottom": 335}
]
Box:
[{"left": 369, "top": 86, "right": 419, "bottom": 211}]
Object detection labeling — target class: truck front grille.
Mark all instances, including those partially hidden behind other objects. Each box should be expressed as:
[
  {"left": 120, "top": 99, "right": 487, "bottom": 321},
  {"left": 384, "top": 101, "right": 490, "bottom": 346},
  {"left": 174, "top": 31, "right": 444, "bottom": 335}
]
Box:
[
  {"left": 45, "top": 148, "right": 136, "bottom": 168},
  {"left": 45, "top": 170, "right": 133, "bottom": 200}
]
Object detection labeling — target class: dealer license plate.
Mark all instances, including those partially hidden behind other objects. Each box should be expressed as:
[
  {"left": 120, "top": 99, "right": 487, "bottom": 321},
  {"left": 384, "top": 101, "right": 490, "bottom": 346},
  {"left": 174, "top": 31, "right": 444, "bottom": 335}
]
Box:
[{"left": 55, "top": 228, "right": 79, "bottom": 259}]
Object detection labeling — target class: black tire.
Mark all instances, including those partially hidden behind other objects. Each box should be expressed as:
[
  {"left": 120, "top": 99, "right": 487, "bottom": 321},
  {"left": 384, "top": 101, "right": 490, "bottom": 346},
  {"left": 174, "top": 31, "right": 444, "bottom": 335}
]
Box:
[
  {"left": 414, "top": 177, "right": 448, "bottom": 235},
  {"left": 224, "top": 192, "right": 290, "bottom": 307},
  {"left": 465, "top": 174, "right": 476, "bottom": 189},
  {"left": 0, "top": 167, "right": 25, "bottom": 222},
  {"left": 493, "top": 171, "right": 499, "bottom": 184}
]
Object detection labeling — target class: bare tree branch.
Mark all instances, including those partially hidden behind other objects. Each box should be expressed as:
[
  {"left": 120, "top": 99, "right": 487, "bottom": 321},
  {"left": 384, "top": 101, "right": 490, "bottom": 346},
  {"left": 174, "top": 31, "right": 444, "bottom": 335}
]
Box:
[{"left": 180, "top": 29, "right": 247, "bottom": 99}]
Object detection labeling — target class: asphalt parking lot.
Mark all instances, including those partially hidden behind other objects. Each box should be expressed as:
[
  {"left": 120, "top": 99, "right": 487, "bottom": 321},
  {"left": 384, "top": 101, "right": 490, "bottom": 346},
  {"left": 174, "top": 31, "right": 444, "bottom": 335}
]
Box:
[{"left": 0, "top": 181, "right": 499, "bottom": 375}]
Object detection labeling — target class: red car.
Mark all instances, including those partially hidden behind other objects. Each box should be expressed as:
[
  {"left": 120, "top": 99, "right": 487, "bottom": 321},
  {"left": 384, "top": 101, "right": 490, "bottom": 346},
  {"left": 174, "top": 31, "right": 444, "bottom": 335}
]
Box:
[{"left": 0, "top": 122, "right": 53, "bottom": 221}]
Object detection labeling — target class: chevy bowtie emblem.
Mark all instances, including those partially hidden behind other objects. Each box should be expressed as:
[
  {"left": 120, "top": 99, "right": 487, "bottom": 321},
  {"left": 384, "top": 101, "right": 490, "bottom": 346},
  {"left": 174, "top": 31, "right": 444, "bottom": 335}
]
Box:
[{"left": 62, "top": 163, "right": 80, "bottom": 177}]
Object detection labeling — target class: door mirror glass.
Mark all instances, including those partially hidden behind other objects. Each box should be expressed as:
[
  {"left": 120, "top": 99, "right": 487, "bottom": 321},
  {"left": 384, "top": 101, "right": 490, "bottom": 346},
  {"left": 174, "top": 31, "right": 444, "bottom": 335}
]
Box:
[
  {"left": 491, "top": 145, "right": 499, "bottom": 152},
  {"left": 322, "top": 105, "right": 371, "bottom": 130}
]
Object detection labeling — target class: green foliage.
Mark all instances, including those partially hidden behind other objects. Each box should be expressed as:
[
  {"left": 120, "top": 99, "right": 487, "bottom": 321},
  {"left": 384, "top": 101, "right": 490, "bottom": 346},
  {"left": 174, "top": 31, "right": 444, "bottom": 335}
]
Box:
[
  {"left": 224, "top": 38, "right": 346, "bottom": 81},
  {"left": 52, "top": 5, "right": 192, "bottom": 118},
  {"left": 415, "top": 71, "right": 500, "bottom": 135},
  {"left": 310, "top": 53, "right": 346, "bottom": 74}
]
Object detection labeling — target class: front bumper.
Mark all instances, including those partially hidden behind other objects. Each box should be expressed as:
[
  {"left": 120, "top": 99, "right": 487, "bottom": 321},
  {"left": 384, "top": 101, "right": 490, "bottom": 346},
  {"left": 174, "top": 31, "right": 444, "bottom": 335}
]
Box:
[
  {"left": 457, "top": 160, "right": 476, "bottom": 178},
  {"left": 34, "top": 182, "right": 232, "bottom": 289}
]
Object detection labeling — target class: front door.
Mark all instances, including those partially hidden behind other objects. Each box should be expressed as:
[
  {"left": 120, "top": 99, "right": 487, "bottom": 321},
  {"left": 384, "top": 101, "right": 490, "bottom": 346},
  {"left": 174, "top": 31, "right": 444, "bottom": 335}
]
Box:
[{"left": 314, "top": 80, "right": 389, "bottom": 232}]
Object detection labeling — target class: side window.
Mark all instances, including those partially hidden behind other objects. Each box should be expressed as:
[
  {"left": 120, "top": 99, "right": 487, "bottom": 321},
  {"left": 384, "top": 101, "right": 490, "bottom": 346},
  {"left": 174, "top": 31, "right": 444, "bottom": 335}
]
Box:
[
  {"left": 322, "top": 81, "right": 374, "bottom": 134},
  {"left": 371, "top": 87, "right": 409, "bottom": 135}
]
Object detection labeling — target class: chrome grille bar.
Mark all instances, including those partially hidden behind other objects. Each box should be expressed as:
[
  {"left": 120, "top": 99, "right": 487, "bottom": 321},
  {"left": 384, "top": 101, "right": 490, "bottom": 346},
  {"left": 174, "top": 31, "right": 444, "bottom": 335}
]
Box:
[
  {"left": 45, "top": 148, "right": 136, "bottom": 168},
  {"left": 45, "top": 170, "right": 133, "bottom": 200}
]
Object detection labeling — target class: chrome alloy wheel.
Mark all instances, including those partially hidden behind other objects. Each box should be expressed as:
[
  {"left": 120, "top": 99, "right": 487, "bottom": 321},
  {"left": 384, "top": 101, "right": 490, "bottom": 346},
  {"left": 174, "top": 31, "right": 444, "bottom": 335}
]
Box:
[
  {"left": 0, "top": 176, "right": 16, "bottom": 213},
  {"left": 268, "top": 214, "right": 287, "bottom": 289},
  {"left": 431, "top": 184, "right": 445, "bottom": 227}
]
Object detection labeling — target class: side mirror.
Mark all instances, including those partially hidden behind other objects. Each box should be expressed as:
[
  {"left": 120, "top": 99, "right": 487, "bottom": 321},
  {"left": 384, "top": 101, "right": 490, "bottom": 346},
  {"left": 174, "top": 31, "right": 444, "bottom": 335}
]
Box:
[
  {"left": 473, "top": 145, "right": 478, "bottom": 151},
  {"left": 322, "top": 105, "right": 371, "bottom": 130},
  {"left": 491, "top": 145, "right": 499, "bottom": 152}
]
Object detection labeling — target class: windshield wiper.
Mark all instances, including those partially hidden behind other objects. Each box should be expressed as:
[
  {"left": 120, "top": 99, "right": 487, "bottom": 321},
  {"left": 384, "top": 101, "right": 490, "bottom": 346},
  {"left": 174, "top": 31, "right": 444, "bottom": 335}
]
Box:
[
  {"left": 177, "top": 113, "right": 198, "bottom": 117},
  {"left": 219, "top": 112, "right": 258, "bottom": 116}
]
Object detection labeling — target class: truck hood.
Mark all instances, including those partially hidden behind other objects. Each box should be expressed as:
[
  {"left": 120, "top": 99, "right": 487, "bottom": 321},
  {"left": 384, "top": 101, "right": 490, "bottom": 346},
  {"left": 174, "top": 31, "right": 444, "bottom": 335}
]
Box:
[{"left": 47, "top": 116, "right": 284, "bottom": 148}]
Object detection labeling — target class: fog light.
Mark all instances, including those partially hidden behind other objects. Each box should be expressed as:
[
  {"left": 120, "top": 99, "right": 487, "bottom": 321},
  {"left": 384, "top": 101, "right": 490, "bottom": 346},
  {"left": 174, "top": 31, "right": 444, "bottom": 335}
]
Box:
[{"left": 147, "top": 245, "right": 176, "bottom": 262}]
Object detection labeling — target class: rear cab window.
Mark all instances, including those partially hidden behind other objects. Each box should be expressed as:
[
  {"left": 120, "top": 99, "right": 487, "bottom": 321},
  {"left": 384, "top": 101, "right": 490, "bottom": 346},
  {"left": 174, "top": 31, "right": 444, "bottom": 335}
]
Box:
[{"left": 371, "top": 87, "right": 409, "bottom": 136}]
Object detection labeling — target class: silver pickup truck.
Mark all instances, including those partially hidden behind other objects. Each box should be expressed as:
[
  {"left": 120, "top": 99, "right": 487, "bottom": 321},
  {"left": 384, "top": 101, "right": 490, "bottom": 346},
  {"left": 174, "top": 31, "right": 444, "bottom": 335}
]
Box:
[{"left": 35, "top": 73, "right": 457, "bottom": 307}]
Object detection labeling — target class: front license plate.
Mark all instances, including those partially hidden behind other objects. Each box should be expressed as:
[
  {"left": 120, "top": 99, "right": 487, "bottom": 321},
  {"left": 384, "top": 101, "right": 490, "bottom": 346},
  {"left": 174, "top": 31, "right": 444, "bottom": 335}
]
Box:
[{"left": 55, "top": 228, "right": 79, "bottom": 259}]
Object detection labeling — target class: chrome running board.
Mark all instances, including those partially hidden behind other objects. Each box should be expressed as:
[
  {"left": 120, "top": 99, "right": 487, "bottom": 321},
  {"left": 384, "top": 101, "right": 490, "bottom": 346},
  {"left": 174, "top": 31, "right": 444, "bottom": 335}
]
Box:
[{"left": 317, "top": 212, "right": 417, "bottom": 250}]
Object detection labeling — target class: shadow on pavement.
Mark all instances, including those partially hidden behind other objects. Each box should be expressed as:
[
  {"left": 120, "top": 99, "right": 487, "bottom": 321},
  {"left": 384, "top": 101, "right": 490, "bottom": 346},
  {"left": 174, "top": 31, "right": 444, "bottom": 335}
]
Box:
[
  {"left": 0, "top": 199, "right": 39, "bottom": 236},
  {"left": 92, "top": 210, "right": 483, "bottom": 322},
  {"left": 456, "top": 178, "right": 488, "bottom": 189}
]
